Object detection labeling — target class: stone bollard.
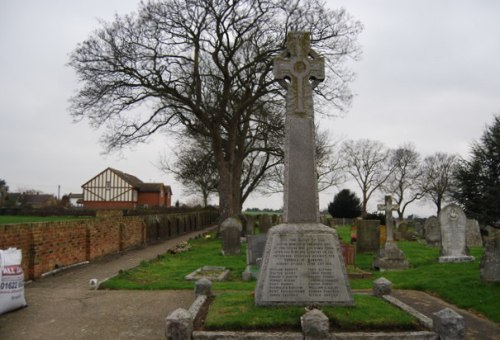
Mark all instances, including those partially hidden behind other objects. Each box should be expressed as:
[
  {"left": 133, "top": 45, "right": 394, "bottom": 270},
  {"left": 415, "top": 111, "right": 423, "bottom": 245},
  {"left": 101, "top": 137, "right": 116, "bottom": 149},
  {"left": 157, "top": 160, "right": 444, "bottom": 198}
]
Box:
[
  {"left": 165, "top": 308, "right": 193, "bottom": 340},
  {"left": 195, "top": 278, "right": 212, "bottom": 297},
  {"left": 372, "top": 277, "right": 392, "bottom": 296},
  {"left": 301, "top": 309, "right": 330, "bottom": 340},
  {"left": 433, "top": 308, "right": 464, "bottom": 340}
]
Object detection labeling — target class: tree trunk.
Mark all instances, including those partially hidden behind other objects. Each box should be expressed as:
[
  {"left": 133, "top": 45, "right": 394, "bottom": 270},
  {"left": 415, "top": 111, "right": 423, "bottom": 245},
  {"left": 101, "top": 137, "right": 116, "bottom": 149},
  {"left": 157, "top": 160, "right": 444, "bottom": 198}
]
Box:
[{"left": 217, "top": 161, "right": 243, "bottom": 222}]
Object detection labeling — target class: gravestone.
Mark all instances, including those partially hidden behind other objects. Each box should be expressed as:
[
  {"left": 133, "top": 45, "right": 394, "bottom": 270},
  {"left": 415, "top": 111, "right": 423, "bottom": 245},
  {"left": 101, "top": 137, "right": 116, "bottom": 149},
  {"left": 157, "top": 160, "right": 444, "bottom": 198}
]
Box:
[
  {"left": 373, "top": 195, "right": 409, "bottom": 270},
  {"left": 438, "top": 204, "right": 474, "bottom": 263},
  {"left": 255, "top": 32, "right": 353, "bottom": 306},
  {"left": 424, "top": 216, "right": 441, "bottom": 246},
  {"left": 480, "top": 227, "right": 500, "bottom": 282},
  {"left": 220, "top": 217, "right": 242, "bottom": 255},
  {"left": 246, "top": 234, "right": 267, "bottom": 265},
  {"left": 259, "top": 214, "right": 272, "bottom": 234},
  {"left": 244, "top": 215, "right": 255, "bottom": 235},
  {"left": 466, "top": 219, "right": 483, "bottom": 247},
  {"left": 355, "top": 220, "right": 380, "bottom": 253}
]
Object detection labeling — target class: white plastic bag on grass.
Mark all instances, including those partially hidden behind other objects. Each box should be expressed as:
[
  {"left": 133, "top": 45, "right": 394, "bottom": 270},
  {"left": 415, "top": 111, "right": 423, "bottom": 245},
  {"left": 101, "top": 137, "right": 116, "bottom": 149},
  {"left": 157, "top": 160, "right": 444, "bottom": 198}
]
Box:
[{"left": 0, "top": 248, "right": 27, "bottom": 314}]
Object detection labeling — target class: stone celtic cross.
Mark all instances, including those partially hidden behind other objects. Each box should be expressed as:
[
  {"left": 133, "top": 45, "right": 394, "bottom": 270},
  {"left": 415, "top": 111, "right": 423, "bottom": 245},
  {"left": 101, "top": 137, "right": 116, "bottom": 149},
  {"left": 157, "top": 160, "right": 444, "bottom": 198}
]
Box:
[
  {"left": 274, "top": 32, "right": 324, "bottom": 223},
  {"left": 274, "top": 32, "right": 325, "bottom": 115},
  {"left": 378, "top": 195, "right": 399, "bottom": 242}
]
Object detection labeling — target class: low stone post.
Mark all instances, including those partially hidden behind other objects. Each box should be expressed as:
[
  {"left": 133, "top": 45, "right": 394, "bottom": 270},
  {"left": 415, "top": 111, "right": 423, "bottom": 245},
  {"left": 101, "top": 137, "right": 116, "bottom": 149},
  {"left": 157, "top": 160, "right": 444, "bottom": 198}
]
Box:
[
  {"left": 372, "top": 277, "right": 392, "bottom": 297},
  {"left": 165, "top": 308, "right": 193, "bottom": 340},
  {"left": 195, "top": 278, "right": 212, "bottom": 297},
  {"left": 301, "top": 309, "right": 330, "bottom": 340},
  {"left": 433, "top": 308, "right": 464, "bottom": 340}
]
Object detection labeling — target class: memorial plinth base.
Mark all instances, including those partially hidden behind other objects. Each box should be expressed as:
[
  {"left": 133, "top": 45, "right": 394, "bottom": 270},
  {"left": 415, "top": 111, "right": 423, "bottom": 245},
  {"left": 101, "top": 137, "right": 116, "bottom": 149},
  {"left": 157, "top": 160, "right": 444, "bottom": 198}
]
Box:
[
  {"left": 255, "top": 223, "right": 354, "bottom": 306},
  {"left": 373, "top": 241, "right": 409, "bottom": 271},
  {"left": 438, "top": 255, "right": 475, "bottom": 263}
]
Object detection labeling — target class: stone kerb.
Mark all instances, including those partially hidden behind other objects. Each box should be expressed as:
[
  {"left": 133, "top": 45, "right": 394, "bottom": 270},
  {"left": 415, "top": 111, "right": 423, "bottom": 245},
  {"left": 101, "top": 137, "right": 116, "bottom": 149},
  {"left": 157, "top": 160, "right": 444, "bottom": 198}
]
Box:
[{"left": 165, "top": 308, "right": 193, "bottom": 340}]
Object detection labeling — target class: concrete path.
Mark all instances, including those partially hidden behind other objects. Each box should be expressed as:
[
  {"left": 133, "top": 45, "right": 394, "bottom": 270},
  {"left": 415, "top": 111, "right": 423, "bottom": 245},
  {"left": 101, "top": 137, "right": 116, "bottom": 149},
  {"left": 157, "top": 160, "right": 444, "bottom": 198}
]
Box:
[
  {"left": 393, "top": 290, "right": 500, "bottom": 340},
  {"left": 0, "top": 226, "right": 216, "bottom": 340},
  {"left": 1, "top": 227, "right": 499, "bottom": 339}
]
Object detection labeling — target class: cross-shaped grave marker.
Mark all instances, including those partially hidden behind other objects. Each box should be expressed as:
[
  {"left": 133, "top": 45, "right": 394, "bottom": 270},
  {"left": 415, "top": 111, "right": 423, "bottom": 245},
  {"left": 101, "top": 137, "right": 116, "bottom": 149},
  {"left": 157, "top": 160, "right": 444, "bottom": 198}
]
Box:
[{"left": 377, "top": 195, "right": 399, "bottom": 243}]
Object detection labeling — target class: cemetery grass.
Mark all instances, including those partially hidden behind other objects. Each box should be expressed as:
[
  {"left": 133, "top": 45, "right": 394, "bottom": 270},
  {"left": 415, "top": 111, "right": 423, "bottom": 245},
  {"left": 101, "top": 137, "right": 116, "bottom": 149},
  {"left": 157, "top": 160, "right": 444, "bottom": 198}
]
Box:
[
  {"left": 204, "top": 291, "right": 419, "bottom": 331},
  {"left": 103, "top": 229, "right": 500, "bottom": 324},
  {"left": 351, "top": 241, "right": 500, "bottom": 323},
  {"left": 102, "top": 234, "right": 254, "bottom": 291},
  {"left": 0, "top": 215, "right": 93, "bottom": 224}
]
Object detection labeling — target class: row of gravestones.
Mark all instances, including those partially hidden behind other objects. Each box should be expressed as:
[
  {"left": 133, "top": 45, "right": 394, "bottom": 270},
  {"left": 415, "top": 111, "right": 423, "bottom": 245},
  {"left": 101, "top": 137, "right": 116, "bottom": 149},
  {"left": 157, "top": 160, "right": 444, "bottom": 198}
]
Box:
[
  {"left": 423, "top": 204, "right": 500, "bottom": 282},
  {"left": 240, "top": 214, "right": 284, "bottom": 235},
  {"left": 143, "top": 211, "right": 219, "bottom": 243},
  {"left": 220, "top": 214, "right": 283, "bottom": 256}
]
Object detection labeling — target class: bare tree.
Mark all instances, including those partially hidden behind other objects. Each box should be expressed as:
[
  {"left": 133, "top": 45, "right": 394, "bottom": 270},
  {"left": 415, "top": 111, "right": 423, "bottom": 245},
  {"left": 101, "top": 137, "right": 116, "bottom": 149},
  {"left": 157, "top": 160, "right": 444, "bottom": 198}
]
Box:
[
  {"left": 158, "top": 138, "right": 218, "bottom": 207},
  {"left": 69, "top": 0, "right": 362, "bottom": 219},
  {"left": 383, "top": 143, "right": 424, "bottom": 219},
  {"left": 341, "top": 139, "right": 394, "bottom": 218},
  {"left": 419, "top": 152, "right": 458, "bottom": 215}
]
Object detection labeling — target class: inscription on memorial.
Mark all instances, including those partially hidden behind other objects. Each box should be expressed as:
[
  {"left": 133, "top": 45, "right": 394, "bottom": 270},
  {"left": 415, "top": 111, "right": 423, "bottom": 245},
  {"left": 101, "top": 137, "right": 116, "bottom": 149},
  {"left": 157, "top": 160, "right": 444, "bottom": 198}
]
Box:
[{"left": 262, "top": 233, "right": 347, "bottom": 302}]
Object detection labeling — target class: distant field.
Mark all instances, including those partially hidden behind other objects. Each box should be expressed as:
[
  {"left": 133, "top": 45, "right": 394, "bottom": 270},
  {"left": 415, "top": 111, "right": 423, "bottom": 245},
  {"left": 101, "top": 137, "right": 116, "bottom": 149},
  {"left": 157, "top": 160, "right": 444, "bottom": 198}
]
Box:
[{"left": 0, "top": 215, "right": 93, "bottom": 225}]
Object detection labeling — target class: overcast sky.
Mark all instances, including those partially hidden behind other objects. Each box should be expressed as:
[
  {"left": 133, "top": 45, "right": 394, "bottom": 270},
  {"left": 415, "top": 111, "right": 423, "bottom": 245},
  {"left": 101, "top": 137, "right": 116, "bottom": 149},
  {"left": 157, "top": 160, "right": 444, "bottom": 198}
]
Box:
[{"left": 1, "top": 1, "right": 499, "bottom": 217}]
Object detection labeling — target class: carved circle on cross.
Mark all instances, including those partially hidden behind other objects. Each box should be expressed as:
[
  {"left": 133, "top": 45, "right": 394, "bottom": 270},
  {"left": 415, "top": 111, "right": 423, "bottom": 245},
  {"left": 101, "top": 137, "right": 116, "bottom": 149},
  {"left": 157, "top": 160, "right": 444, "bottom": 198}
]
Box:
[{"left": 293, "top": 60, "right": 306, "bottom": 74}]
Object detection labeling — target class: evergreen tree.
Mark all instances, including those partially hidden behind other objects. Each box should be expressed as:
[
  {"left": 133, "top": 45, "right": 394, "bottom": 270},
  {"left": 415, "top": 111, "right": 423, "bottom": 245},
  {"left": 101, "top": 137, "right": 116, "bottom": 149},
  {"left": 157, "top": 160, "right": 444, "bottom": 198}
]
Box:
[
  {"left": 453, "top": 115, "right": 500, "bottom": 227},
  {"left": 328, "top": 189, "right": 362, "bottom": 218}
]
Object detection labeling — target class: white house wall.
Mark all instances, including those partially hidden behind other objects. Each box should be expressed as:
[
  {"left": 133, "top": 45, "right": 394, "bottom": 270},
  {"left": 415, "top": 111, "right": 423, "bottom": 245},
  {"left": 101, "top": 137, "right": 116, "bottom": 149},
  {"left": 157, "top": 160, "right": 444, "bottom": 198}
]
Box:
[{"left": 83, "top": 169, "right": 137, "bottom": 202}]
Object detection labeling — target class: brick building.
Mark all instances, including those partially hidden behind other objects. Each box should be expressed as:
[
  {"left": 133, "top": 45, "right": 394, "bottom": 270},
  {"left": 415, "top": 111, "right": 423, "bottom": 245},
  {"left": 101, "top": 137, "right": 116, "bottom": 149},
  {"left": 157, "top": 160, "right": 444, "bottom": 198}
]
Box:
[{"left": 82, "top": 167, "right": 172, "bottom": 209}]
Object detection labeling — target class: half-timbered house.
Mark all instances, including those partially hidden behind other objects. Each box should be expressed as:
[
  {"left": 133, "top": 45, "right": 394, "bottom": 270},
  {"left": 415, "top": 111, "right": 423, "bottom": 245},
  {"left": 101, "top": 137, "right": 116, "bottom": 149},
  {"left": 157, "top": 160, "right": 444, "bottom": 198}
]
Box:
[{"left": 82, "top": 168, "right": 172, "bottom": 209}]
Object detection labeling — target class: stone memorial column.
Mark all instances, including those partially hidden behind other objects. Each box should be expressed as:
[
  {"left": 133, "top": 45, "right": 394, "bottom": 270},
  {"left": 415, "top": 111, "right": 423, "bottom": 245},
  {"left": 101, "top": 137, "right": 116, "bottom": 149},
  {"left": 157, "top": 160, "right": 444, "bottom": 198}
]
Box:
[{"left": 255, "top": 32, "right": 353, "bottom": 306}]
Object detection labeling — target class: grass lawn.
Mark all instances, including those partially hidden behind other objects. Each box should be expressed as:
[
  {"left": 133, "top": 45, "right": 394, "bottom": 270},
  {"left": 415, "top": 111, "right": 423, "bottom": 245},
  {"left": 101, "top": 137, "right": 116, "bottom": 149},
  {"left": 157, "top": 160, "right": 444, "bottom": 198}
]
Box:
[
  {"left": 206, "top": 292, "right": 419, "bottom": 331},
  {"left": 0, "top": 215, "right": 93, "bottom": 225},
  {"left": 102, "top": 229, "right": 500, "bottom": 324}
]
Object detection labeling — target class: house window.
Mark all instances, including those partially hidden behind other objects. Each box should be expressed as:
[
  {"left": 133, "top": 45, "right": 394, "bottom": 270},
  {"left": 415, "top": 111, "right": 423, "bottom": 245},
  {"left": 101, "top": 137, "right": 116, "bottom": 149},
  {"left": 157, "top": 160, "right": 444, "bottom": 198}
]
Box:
[{"left": 105, "top": 181, "right": 111, "bottom": 190}]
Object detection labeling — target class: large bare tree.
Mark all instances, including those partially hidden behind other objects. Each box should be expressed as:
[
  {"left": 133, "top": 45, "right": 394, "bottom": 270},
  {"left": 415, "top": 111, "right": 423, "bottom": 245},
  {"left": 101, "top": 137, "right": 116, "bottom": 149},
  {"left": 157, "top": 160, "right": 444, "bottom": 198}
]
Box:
[
  {"left": 341, "top": 139, "right": 394, "bottom": 218},
  {"left": 420, "top": 152, "right": 458, "bottom": 215},
  {"left": 383, "top": 143, "right": 424, "bottom": 219},
  {"left": 69, "top": 0, "right": 362, "bottom": 219}
]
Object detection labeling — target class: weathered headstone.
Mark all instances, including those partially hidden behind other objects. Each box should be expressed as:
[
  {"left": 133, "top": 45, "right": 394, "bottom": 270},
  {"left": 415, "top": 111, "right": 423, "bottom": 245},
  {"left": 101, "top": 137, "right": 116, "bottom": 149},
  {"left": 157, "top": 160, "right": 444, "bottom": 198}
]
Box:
[
  {"left": 255, "top": 32, "right": 353, "bottom": 306},
  {"left": 244, "top": 215, "right": 255, "bottom": 235},
  {"left": 259, "top": 214, "right": 272, "bottom": 234},
  {"left": 424, "top": 216, "right": 441, "bottom": 247},
  {"left": 480, "top": 227, "right": 500, "bottom": 282},
  {"left": 355, "top": 220, "right": 380, "bottom": 253},
  {"left": 373, "top": 195, "right": 409, "bottom": 270},
  {"left": 220, "top": 217, "right": 242, "bottom": 255},
  {"left": 466, "top": 219, "right": 483, "bottom": 247},
  {"left": 438, "top": 204, "right": 474, "bottom": 263},
  {"left": 246, "top": 234, "right": 267, "bottom": 265}
]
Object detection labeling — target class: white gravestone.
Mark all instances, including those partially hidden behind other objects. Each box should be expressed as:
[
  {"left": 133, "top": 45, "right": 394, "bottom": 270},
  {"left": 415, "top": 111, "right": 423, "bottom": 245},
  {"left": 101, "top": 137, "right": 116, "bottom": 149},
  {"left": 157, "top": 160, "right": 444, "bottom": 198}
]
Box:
[
  {"left": 255, "top": 32, "right": 353, "bottom": 306},
  {"left": 373, "top": 195, "right": 409, "bottom": 270},
  {"left": 438, "top": 204, "right": 474, "bottom": 263}
]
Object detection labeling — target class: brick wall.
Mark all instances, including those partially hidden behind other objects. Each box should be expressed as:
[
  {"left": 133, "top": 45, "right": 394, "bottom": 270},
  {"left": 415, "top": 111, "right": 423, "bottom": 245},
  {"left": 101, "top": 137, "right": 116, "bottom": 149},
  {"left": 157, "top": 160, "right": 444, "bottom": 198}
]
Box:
[{"left": 0, "top": 211, "right": 217, "bottom": 280}]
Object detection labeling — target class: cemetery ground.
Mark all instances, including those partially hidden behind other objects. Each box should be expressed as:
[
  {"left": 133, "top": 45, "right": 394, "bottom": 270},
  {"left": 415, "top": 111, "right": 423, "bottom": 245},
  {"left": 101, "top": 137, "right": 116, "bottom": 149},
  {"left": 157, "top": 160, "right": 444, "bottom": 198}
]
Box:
[{"left": 101, "top": 227, "right": 500, "bottom": 331}]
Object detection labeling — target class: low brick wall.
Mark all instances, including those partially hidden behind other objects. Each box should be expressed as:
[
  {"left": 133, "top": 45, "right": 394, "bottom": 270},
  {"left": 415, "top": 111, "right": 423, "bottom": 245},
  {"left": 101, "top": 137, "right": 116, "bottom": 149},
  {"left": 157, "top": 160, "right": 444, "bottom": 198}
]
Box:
[{"left": 0, "top": 211, "right": 218, "bottom": 280}]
